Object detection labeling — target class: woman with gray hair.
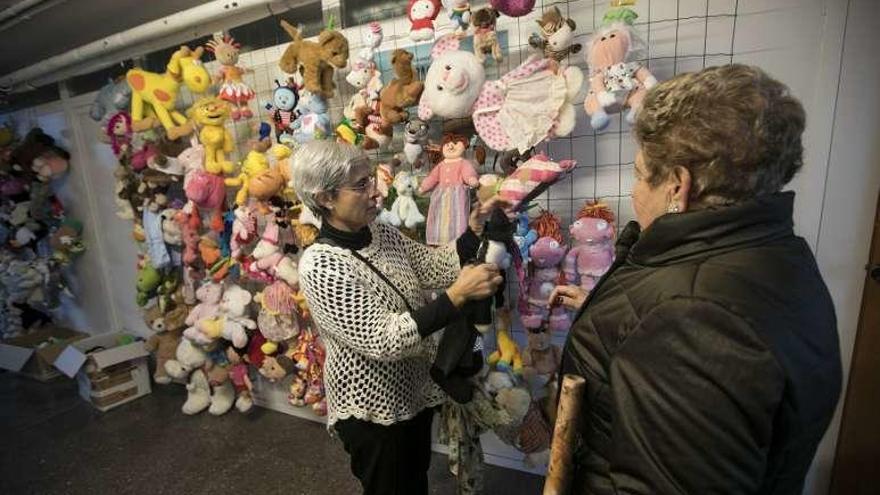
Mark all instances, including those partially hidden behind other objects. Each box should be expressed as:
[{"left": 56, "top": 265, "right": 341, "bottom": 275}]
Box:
[
  {"left": 291, "top": 140, "right": 504, "bottom": 495},
  {"left": 550, "top": 64, "right": 841, "bottom": 494}
]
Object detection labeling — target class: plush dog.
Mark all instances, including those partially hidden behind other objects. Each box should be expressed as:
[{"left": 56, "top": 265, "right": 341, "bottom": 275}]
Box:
[
  {"left": 471, "top": 7, "right": 502, "bottom": 63},
  {"left": 379, "top": 50, "right": 424, "bottom": 126},
  {"left": 279, "top": 20, "right": 349, "bottom": 99}
]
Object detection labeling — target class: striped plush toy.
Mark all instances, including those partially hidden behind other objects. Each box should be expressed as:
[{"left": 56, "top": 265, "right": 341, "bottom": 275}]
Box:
[{"left": 496, "top": 154, "right": 576, "bottom": 215}]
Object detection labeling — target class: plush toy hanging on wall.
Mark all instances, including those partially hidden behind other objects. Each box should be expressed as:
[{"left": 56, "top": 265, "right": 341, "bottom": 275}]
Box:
[
  {"left": 206, "top": 34, "right": 255, "bottom": 121},
  {"left": 563, "top": 201, "right": 616, "bottom": 292},
  {"left": 378, "top": 49, "right": 424, "bottom": 127},
  {"left": 521, "top": 210, "right": 571, "bottom": 332},
  {"left": 358, "top": 21, "right": 384, "bottom": 61},
  {"left": 90, "top": 77, "right": 131, "bottom": 123},
  {"left": 265, "top": 79, "right": 300, "bottom": 144},
  {"left": 419, "top": 134, "right": 480, "bottom": 246},
  {"left": 489, "top": 0, "right": 535, "bottom": 17},
  {"left": 126, "top": 46, "right": 210, "bottom": 138},
  {"left": 528, "top": 6, "right": 583, "bottom": 63},
  {"left": 408, "top": 0, "right": 442, "bottom": 42},
  {"left": 187, "top": 96, "right": 235, "bottom": 176},
  {"left": 444, "top": 0, "right": 472, "bottom": 34},
  {"left": 419, "top": 34, "right": 583, "bottom": 153},
  {"left": 278, "top": 20, "right": 350, "bottom": 99},
  {"left": 584, "top": 7, "right": 658, "bottom": 130},
  {"left": 471, "top": 7, "right": 502, "bottom": 64}
]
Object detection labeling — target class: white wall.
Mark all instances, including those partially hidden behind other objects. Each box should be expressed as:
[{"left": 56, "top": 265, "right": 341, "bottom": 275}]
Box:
[{"left": 5, "top": 0, "right": 879, "bottom": 491}]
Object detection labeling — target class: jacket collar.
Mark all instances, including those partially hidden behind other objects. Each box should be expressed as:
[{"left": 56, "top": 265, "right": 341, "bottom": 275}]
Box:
[{"left": 625, "top": 191, "right": 796, "bottom": 266}]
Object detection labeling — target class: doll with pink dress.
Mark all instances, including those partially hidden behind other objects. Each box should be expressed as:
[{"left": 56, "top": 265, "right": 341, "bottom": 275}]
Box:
[
  {"left": 206, "top": 34, "right": 255, "bottom": 120},
  {"left": 418, "top": 134, "right": 480, "bottom": 245}
]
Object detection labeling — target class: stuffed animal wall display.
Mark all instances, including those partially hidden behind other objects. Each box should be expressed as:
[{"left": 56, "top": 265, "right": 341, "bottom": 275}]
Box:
[
  {"left": 584, "top": 7, "right": 657, "bottom": 130},
  {"left": 528, "top": 6, "right": 582, "bottom": 62},
  {"left": 408, "top": 0, "right": 442, "bottom": 41},
  {"left": 379, "top": 49, "right": 424, "bottom": 127},
  {"left": 206, "top": 34, "right": 255, "bottom": 120},
  {"left": 279, "top": 20, "right": 350, "bottom": 99},
  {"left": 90, "top": 77, "right": 132, "bottom": 123},
  {"left": 126, "top": 46, "right": 210, "bottom": 138},
  {"left": 489, "top": 0, "right": 535, "bottom": 17},
  {"left": 471, "top": 7, "right": 502, "bottom": 64}
]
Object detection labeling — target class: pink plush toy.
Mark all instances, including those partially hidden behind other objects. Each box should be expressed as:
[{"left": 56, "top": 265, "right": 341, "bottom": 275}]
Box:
[
  {"left": 106, "top": 112, "right": 132, "bottom": 158},
  {"left": 521, "top": 211, "right": 570, "bottom": 332},
  {"left": 249, "top": 221, "right": 299, "bottom": 285},
  {"left": 176, "top": 205, "right": 202, "bottom": 266},
  {"left": 418, "top": 133, "right": 479, "bottom": 246},
  {"left": 230, "top": 205, "right": 258, "bottom": 259},
  {"left": 564, "top": 201, "right": 616, "bottom": 292},
  {"left": 489, "top": 0, "right": 535, "bottom": 17},
  {"left": 495, "top": 154, "right": 576, "bottom": 215},
  {"left": 418, "top": 35, "right": 582, "bottom": 153},
  {"left": 182, "top": 282, "right": 224, "bottom": 344},
  {"left": 583, "top": 7, "right": 658, "bottom": 131}
]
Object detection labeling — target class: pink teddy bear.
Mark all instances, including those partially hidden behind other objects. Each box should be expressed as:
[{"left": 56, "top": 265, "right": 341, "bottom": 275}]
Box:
[{"left": 520, "top": 211, "right": 571, "bottom": 332}]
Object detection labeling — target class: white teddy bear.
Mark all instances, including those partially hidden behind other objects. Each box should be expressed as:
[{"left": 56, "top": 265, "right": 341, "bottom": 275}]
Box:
[{"left": 388, "top": 171, "right": 426, "bottom": 229}]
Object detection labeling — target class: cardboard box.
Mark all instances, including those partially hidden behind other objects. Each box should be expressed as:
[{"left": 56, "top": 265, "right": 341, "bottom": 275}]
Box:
[
  {"left": 54, "top": 332, "right": 152, "bottom": 412},
  {"left": 0, "top": 326, "right": 88, "bottom": 381}
]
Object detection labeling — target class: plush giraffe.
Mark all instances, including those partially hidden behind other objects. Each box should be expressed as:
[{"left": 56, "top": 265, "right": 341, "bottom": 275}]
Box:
[{"left": 126, "top": 46, "right": 211, "bottom": 139}]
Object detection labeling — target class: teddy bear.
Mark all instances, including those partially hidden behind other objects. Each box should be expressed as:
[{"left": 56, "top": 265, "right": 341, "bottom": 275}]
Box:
[
  {"left": 164, "top": 337, "right": 208, "bottom": 380},
  {"left": 408, "top": 0, "right": 442, "bottom": 42},
  {"left": 182, "top": 281, "right": 223, "bottom": 345},
  {"left": 249, "top": 221, "right": 299, "bottom": 286},
  {"left": 521, "top": 328, "right": 561, "bottom": 394},
  {"left": 388, "top": 171, "right": 426, "bottom": 229},
  {"left": 419, "top": 35, "right": 582, "bottom": 152},
  {"left": 378, "top": 49, "right": 424, "bottom": 127},
  {"left": 279, "top": 20, "right": 349, "bottom": 99},
  {"left": 471, "top": 7, "right": 502, "bottom": 64},
  {"left": 528, "top": 6, "right": 582, "bottom": 62},
  {"left": 143, "top": 303, "right": 184, "bottom": 385},
  {"left": 196, "top": 283, "right": 255, "bottom": 349}
]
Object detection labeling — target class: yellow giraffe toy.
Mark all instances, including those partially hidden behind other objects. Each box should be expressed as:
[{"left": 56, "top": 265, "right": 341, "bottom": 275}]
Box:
[
  {"left": 126, "top": 46, "right": 210, "bottom": 139},
  {"left": 187, "top": 96, "right": 235, "bottom": 175},
  {"left": 488, "top": 308, "right": 524, "bottom": 374}
]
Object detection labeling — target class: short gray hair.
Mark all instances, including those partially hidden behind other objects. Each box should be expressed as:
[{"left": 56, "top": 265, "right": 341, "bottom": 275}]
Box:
[{"left": 289, "top": 141, "right": 369, "bottom": 218}]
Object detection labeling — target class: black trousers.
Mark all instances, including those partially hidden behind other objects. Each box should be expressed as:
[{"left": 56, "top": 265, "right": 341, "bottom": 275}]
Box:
[{"left": 335, "top": 407, "right": 435, "bottom": 495}]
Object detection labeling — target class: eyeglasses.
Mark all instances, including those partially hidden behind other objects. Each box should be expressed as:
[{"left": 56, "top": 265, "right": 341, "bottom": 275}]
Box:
[{"left": 337, "top": 175, "right": 377, "bottom": 194}]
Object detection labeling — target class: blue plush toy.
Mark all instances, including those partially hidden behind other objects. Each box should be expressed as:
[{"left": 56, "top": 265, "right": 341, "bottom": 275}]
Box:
[
  {"left": 90, "top": 78, "right": 131, "bottom": 122},
  {"left": 291, "top": 92, "right": 330, "bottom": 144},
  {"left": 265, "top": 79, "right": 300, "bottom": 143},
  {"left": 513, "top": 211, "right": 538, "bottom": 264}
]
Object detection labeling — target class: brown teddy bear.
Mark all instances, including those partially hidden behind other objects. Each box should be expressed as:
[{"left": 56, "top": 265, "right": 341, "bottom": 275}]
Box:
[
  {"left": 279, "top": 20, "right": 349, "bottom": 99},
  {"left": 144, "top": 303, "right": 186, "bottom": 385},
  {"left": 379, "top": 49, "right": 424, "bottom": 126},
  {"left": 471, "top": 7, "right": 502, "bottom": 63}
]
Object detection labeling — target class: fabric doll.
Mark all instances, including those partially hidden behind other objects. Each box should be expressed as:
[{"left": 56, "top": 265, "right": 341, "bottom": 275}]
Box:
[
  {"left": 489, "top": 0, "right": 535, "bottom": 17},
  {"left": 358, "top": 21, "right": 384, "bottom": 61},
  {"left": 444, "top": 0, "right": 472, "bottom": 34},
  {"left": 255, "top": 280, "right": 303, "bottom": 355},
  {"left": 205, "top": 34, "right": 254, "bottom": 120},
  {"left": 584, "top": 7, "right": 658, "bottom": 130},
  {"left": 495, "top": 154, "right": 576, "bottom": 215},
  {"left": 471, "top": 7, "right": 502, "bottom": 64},
  {"left": 182, "top": 282, "right": 223, "bottom": 345},
  {"left": 249, "top": 221, "right": 299, "bottom": 285},
  {"left": 265, "top": 79, "right": 300, "bottom": 144},
  {"left": 418, "top": 134, "right": 479, "bottom": 246},
  {"left": 408, "top": 0, "right": 442, "bottom": 42},
  {"left": 388, "top": 171, "right": 426, "bottom": 229},
  {"left": 278, "top": 20, "right": 349, "bottom": 99},
  {"left": 528, "top": 6, "right": 582, "bottom": 63},
  {"left": 106, "top": 112, "right": 132, "bottom": 158},
  {"left": 418, "top": 35, "right": 583, "bottom": 153},
  {"left": 226, "top": 346, "right": 255, "bottom": 413},
  {"left": 521, "top": 211, "right": 570, "bottom": 332},
  {"left": 563, "top": 201, "right": 616, "bottom": 292}
]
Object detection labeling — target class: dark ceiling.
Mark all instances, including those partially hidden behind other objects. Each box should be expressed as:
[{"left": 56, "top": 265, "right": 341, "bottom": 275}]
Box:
[{"left": 0, "top": 0, "right": 212, "bottom": 74}]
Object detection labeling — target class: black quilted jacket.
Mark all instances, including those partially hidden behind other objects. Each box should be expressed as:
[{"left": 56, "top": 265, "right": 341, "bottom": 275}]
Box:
[{"left": 561, "top": 192, "right": 841, "bottom": 494}]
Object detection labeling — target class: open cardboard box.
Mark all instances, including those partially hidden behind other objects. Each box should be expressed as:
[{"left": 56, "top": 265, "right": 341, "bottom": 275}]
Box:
[
  {"left": 0, "top": 326, "right": 88, "bottom": 381},
  {"left": 54, "top": 332, "right": 152, "bottom": 412}
]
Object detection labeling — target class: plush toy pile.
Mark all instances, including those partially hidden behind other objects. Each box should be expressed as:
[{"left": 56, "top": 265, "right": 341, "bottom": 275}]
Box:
[{"left": 0, "top": 125, "right": 85, "bottom": 339}]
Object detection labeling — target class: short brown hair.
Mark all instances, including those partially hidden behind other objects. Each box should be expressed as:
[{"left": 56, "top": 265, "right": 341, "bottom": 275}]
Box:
[{"left": 634, "top": 64, "right": 806, "bottom": 206}]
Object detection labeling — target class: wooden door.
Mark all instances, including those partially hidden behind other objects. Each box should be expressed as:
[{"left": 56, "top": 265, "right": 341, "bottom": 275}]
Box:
[{"left": 829, "top": 190, "right": 880, "bottom": 494}]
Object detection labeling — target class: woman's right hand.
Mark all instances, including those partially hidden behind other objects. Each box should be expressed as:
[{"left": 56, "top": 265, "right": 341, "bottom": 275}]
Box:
[
  {"left": 447, "top": 263, "right": 503, "bottom": 307},
  {"left": 549, "top": 285, "right": 588, "bottom": 311}
]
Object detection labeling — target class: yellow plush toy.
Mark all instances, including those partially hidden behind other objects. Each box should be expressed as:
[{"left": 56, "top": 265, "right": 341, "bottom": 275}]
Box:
[
  {"left": 488, "top": 308, "right": 524, "bottom": 374},
  {"left": 225, "top": 150, "right": 270, "bottom": 206},
  {"left": 188, "top": 96, "right": 235, "bottom": 175},
  {"left": 126, "top": 46, "right": 210, "bottom": 138}
]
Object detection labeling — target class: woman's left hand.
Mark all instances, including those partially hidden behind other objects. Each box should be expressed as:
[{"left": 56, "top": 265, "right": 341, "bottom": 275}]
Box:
[{"left": 469, "top": 197, "right": 512, "bottom": 236}]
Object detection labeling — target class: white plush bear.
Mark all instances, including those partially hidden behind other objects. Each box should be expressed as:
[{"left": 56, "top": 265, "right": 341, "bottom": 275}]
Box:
[
  {"left": 418, "top": 48, "right": 486, "bottom": 120},
  {"left": 389, "top": 171, "right": 426, "bottom": 229}
]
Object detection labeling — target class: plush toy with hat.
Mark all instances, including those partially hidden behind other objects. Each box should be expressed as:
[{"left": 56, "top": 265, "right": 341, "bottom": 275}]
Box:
[
  {"left": 528, "top": 6, "right": 582, "bottom": 63},
  {"left": 408, "top": 0, "right": 442, "bottom": 42},
  {"left": 279, "top": 20, "right": 349, "bottom": 99}
]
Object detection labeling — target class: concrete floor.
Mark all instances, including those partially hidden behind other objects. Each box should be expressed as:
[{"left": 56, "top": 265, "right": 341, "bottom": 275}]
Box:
[{"left": 0, "top": 371, "right": 544, "bottom": 495}]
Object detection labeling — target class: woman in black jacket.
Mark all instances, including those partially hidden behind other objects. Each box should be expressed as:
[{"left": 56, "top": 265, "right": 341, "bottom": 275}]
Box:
[{"left": 550, "top": 64, "right": 842, "bottom": 494}]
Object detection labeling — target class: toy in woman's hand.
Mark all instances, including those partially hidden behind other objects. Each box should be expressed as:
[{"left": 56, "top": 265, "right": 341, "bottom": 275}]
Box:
[
  {"left": 265, "top": 79, "right": 300, "bottom": 144},
  {"left": 379, "top": 49, "right": 424, "bottom": 127},
  {"left": 90, "top": 77, "right": 131, "bottom": 122},
  {"left": 584, "top": 7, "right": 657, "bottom": 130},
  {"left": 528, "top": 6, "right": 582, "bottom": 63},
  {"left": 388, "top": 171, "right": 426, "bottom": 229},
  {"left": 187, "top": 96, "right": 235, "bottom": 175},
  {"left": 126, "top": 46, "right": 210, "bottom": 138},
  {"left": 471, "top": 7, "right": 502, "bottom": 64},
  {"left": 419, "top": 35, "right": 583, "bottom": 152},
  {"left": 408, "top": 0, "right": 442, "bottom": 41},
  {"left": 444, "top": 0, "right": 472, "bottom": 34},
  {"left": 564, "top": 201, "right": 615, "bottom": 292},
  {"left": 279, "top": 20, "right": 349, "bottom": 99},
  {"left": 521, "top": 211, "right": 570, "bottom": 331},
  {"left": 419, "top": 134, "right": 479, "bottom": 245},
  {"left": 206, "top": 34, "right": 254, "bottom": 120},
  {"left": 358, "top": 22, "right": 384, "bottom": 61},
  {"left": 489, "top": 0, "right": 535, "bottom": 17},
  {"left": 487, "top": 309, "right": 523, "bottom": 374},
  {"left": 292, "top": 92, "right": 330, "bottom": 143},
  {"left": 106, "top": 112, "right": 132, "bottom": 157}
]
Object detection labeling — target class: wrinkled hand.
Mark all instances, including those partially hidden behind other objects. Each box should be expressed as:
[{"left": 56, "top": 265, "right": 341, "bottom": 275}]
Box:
[
  {"left": 447, "top": 263, "right": 504, "bottom": 307},
  {"left": 468, "top": 197, "right": 513, "bottom": 236},
  {"left": 548, "top": 285, "right": 587, "bottom": 311}
]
